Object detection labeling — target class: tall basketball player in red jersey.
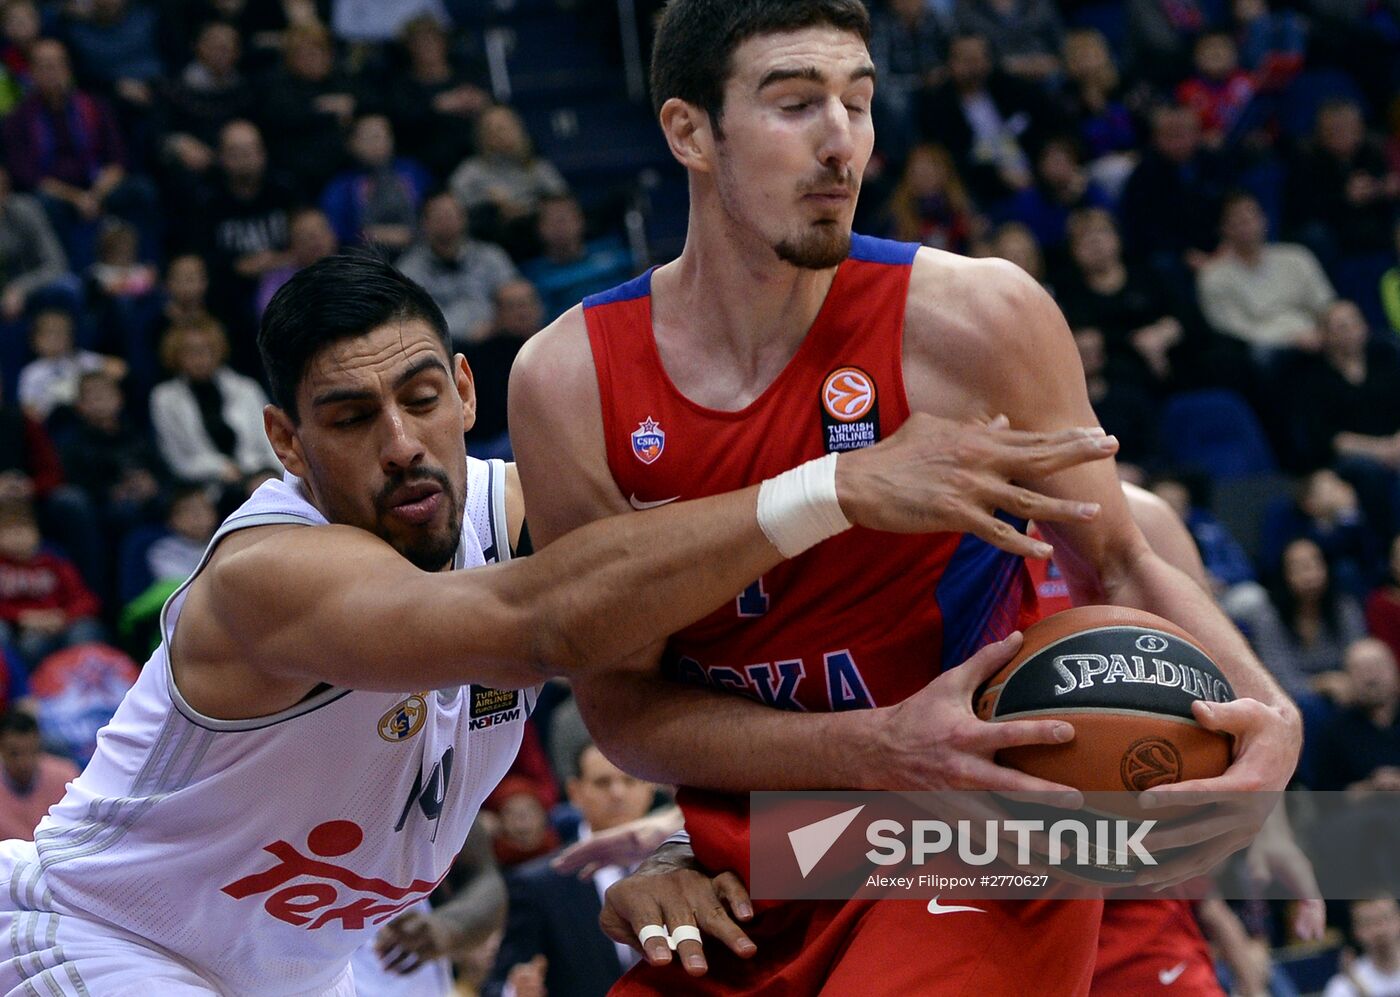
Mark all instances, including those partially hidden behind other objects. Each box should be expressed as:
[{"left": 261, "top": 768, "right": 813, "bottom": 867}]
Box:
[{"left": 510, "top": 1, "right": 1302, "bottom": 992}]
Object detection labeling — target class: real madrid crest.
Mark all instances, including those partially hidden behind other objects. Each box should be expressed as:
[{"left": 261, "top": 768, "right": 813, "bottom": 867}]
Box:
[{"left": 378, "top": 694, "right": 428, "bottom": 742}]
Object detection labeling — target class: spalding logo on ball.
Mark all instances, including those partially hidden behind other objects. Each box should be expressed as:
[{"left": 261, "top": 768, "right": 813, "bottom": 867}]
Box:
[{"left": 975, "top": 605, "right": 1236, "bottom": 793}]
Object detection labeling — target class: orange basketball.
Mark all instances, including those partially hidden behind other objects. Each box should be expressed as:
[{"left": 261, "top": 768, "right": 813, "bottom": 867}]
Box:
[{"left": 974, "top": 605, "right": 1234, "bottom": 793}]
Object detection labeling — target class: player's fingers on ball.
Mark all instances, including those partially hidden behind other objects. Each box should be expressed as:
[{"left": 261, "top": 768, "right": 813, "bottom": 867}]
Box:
[
  {"left": 713, "top": 872, "right": 754, "bottom": 921},
  {"left": 965, "top": 756, "right": 1084, "bottom": 804},
  {"left": 950, "top": 631, "right": 1024, "bottom": 693},
  {"left": 1142, "top": 811, "right": 1240, "bottom": 851},
  {"left": 973, "top": 716, "right": 1075, "bottom": 752}
]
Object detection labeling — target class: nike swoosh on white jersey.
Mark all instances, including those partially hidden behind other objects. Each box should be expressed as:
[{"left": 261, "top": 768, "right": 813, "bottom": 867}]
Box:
[
  {"left": 629, "top": 494, "right": 681, "bottom": 510},
  {"left": 926, "top": 896, "right": 984, "bottom": 915},
  {"left": 1158, "top": 962, "right": 1188, "bottom": 985}
]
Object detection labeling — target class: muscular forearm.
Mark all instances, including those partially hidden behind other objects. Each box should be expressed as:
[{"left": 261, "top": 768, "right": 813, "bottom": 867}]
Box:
[
  {"left": 514, "top": 486, "right": 787, "bottom": 677},
  {"left": 577, "top": 669, "right": 877, "bottom": 791},
  {"left": 1098, "top": 550, "right": 1296, "bottom": 716}
]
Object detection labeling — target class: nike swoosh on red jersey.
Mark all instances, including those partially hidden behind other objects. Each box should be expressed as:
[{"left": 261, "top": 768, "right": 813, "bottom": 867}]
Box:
[
  {"left": 1158, "top": 962, "right": 1187, "bottom": 985},
  {"left": 926, "top": 896, "right": 984, "bottom": 915},
  {"left": 629, "top": 494, "right": 680, "bottom": 511}
]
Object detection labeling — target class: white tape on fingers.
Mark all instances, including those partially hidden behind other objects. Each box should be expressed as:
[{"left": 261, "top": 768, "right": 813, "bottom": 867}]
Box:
[
  {"left": 637, "top": 924, "right": 668, "bottom": 946},
  {"left": 668, "top": 925, "right": 703, "bottom": 947}
]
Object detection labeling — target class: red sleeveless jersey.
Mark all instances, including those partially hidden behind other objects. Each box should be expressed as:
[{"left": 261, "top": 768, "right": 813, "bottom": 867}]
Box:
[{"left": 584, "top": 234, "right": 1041, "bottom": 880}]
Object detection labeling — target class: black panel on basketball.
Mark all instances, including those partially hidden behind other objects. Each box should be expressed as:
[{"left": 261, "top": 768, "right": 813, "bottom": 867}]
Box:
[{"left": 986, "top": 625, "right": 1235, "bottom": 721}]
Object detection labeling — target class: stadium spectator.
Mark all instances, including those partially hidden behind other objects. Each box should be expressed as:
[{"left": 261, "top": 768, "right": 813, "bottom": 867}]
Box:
[
  {"left": 255, "top": 207, "right": 338, "bottom": 316},
  {"left": 260, "top": 21, "right": 358, "bottom": 196},
  {"left": 1324, "top": 897, "right": 1400, "bottom": 997},
  {"left": 521, "top": 194, "right": 634, "bottom": 323},
  {"left": 1174, "top": 30, "right": 1258, "bottom": 149},
  {"left": 0, "top": 0, "right": 40, "bottom": 87},
  {"left": 953, "top": 0, "right": 1064, "bottom": 83},
  {"left": 1058, "top": 207, "right": 1191, "bottom": 392},
  {"left": 1232, "top": 0, "right": 1306, "bottom": 83},
  {"left": 0, "top": 500, "right": 103, "bottom": 669},
  {"left": 0, "top": 164, "right": 72, "bottom": 324},
  {"left": 1, "top": 38, "right": 151, "bottom": 268},
  {"left": 881, "top": 143, "right": 978, "bottom": 253},
  {"left": 868, "top": 0, "right": 948, "bottom": 158},
  {"left": 984, "top": 220, "right": 1047, "bottom": 288},
  {"left": 1288, "top": 99, "right": 1400, "bottom": 260},
  {"left": 1312, "top": 639, "right": 1400, "bottom": 792},
  {"left": 1125, "top": 0, "right": 1212, "bottom": 87},
  {"left": 491, "top": 743, "right": 655, "bottom": 997},
  {"left": 385, "top": 14, "right": 491, "bottom": 181},
  {"left": 917, "top": 33, "right": 1051, "bottom": 206},
  {"left": 1289, "top": 300, "right": 1400, "bottom": 537},
  {"left": 483, "top": 775, "right": 560, "bottom": 869},
  {"left": 87, "top": 218, "right": 155, "bottom": 300},
  {"left": 149, "top": 318, "right": 278, "bottom": 489},
  {"left": 330, "top": 0, "right": 448, "bottom": 43},
  {"left": 1198, "top": 191, "right": 1335, "bottom": 355},
  {"left": 16, "top": 307, "right": 124, "bottom": 421},
  {"left": 319, "top": 113, "right": 429, "bottom": 252},
  {"left": 398, "top": 191, "right": 518, "bottom": 345},
  {"left": 0, "top": 709, "right": 78, "bottom": 841},
  {"left": 1366, "top": 534, "right": 1400, "bottom": 667},
  {"left": 1060, "top": 28, "right": 1140, "bottom": 182},
  {"left": 1234, "top": 537, "right": 1367, "bottom": 701},
  {"left": 999, "top": 134, "right": 1110, "bottom": 252},
  {"left": 1260, "top": 469, "right": 1382, "bottom": 599},
  {"left": 57, "top": 370, "right": 165, "bottom": 529},
  {"left": 62, "top": 0, "right": 163, "bottom": 112},
  {"left": 1119, "top": 104, "right": 1235, "bottom": 268},
  {"left": 0, "top": 375, "right": 101, "bottom": 588},
  {"left": 194, "top": 120, "right": 295, "bottom": 356},
  {"left": 1072, "top": 325, "right": 1159, "bottom": 478},
  {"left": 146, "top": 486, "right": 217, "bottom": 584},
  {"left": 1148, "top": 473, "right": 1258, "bottom": 592},
  {"left": 464, "top": 279, "right": 544, "bottom": 455},
  {"left": 156, "top": 21, "right": 254, "bottom": 180},
  {"left": 449, "top": 104, "right": 568, "bottom": 254}
]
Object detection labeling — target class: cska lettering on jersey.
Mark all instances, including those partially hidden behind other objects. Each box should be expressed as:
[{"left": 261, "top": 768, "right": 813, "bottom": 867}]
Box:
[
  {"left": 671, "top": 648, "right": 875, "bottom": 712},
  {"left": 220, "top": 820, "right": 448, "bottom": 931}
]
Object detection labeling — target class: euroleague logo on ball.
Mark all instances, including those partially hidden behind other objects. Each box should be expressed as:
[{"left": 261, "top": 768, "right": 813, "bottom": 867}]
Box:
[
  {"left": 822, "top": 367, "right": 875, "bottom": 422},
  {"left": 1120, "top": 736, "right": 1184, "bottom": 791}
]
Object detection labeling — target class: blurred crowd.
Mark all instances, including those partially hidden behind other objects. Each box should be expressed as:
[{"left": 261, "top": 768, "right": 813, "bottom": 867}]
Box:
[{"left": 2, "top": 0, "right": 1400, "bottom": 994}]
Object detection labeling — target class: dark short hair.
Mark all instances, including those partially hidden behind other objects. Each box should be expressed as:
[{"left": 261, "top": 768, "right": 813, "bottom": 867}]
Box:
[
  {"left": 0, "top": 710, "right": 38, "bottom": 737},
  {"left": 649, "top": 0, "right": 870, "bottom": 125},
  {"left": 258, "top": 253, "right": 451, "bottom": 421}
]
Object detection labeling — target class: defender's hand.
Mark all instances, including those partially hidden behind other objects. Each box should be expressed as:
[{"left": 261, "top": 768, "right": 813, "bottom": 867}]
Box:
[
  {"left": 373, "top": 909, "right": 460, "bottom": 975},
  {"left": 551, "top": 808, "right": 682, "bottom": 879},
  {"left": 600, "top": 843, "right": 756, "bottom": 976},
  {"left": 835, "top": 413, "right": 1117, "bottom": 558}
]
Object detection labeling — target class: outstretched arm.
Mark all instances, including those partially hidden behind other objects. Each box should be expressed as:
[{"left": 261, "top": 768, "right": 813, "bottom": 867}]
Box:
[{"left": 509, "top": 307, "right": 1116, "bottom": 793}]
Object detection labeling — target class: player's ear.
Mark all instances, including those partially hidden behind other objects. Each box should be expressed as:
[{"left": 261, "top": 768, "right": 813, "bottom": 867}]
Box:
[
  {"left": 659, "top": 97, "right": 714, "bottom": 174},
  {"left": 264, "top": 405, "right": 307, "bottom": 478},
  {"left": 454, "top": 353, "right": 477, "bottom": 434}
]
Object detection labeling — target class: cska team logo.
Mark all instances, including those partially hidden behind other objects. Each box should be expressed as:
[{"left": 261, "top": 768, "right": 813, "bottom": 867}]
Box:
[{"left": 631, "top": 417, "right": 666, "bottom": 465}]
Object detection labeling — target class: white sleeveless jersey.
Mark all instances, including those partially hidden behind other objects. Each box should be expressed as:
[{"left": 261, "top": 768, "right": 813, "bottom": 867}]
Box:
[{"left": 28, "top": 457, "right": 531, "bottom": 997}]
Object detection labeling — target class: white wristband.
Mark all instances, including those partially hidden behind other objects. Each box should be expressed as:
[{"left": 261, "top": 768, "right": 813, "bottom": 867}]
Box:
[
  {"left": 756, "top": 453, "right": 852, "bottom": 558},
  {"left": 660, "top": 829, "right": 692, "bottom": 848}
]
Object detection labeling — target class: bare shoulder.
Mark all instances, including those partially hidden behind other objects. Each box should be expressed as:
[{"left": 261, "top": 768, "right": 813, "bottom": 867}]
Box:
[
  {"left": 510, "top": 304, "right": 595, "bottom": 411},
  {"left": 902, "top": 248, "right": 1083, "bottom": 423},
  {"left": 509, "top": 304, "right": 628, "bottom": 543}
]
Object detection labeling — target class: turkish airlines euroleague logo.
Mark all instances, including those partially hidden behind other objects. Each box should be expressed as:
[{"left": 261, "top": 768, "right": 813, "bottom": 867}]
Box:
[{"left": 822, "top": 368, "right": 876, "bottom": 422}]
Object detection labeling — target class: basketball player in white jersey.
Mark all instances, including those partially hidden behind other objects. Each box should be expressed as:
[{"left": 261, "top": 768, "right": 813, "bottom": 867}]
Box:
[{"left": 0, "top": 254, "right": 1121, "bottom": 997}]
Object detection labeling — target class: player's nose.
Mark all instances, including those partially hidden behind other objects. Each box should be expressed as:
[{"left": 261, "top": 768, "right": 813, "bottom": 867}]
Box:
[
  {"left": 816, "top": 96, "right": 857, "bottom": 167},
  {"left": 378, "top": 406, "right": 426, "bottom": 472}
]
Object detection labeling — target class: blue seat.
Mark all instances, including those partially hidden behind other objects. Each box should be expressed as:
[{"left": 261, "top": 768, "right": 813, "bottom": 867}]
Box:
[
  {"left": 1158, "top": 390, "right": 1277, "bottom": 480},
  {"left": 522, "top": 100, "right": 672, "bottom": 182},
  {"left": 1065, "top": 2, "right": 1127, "bottom": 61},
  {"left": 1332, "top": 252, "right": 1392, "bottom": 331}
]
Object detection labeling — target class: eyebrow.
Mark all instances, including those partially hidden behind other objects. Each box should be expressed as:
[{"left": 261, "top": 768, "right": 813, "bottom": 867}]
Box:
[
  {"left": 311, "top": 355, "right": 450, "bottom": 408},
  {"left": 757, "top": 63, "right": 876, "bottom": 92}
]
